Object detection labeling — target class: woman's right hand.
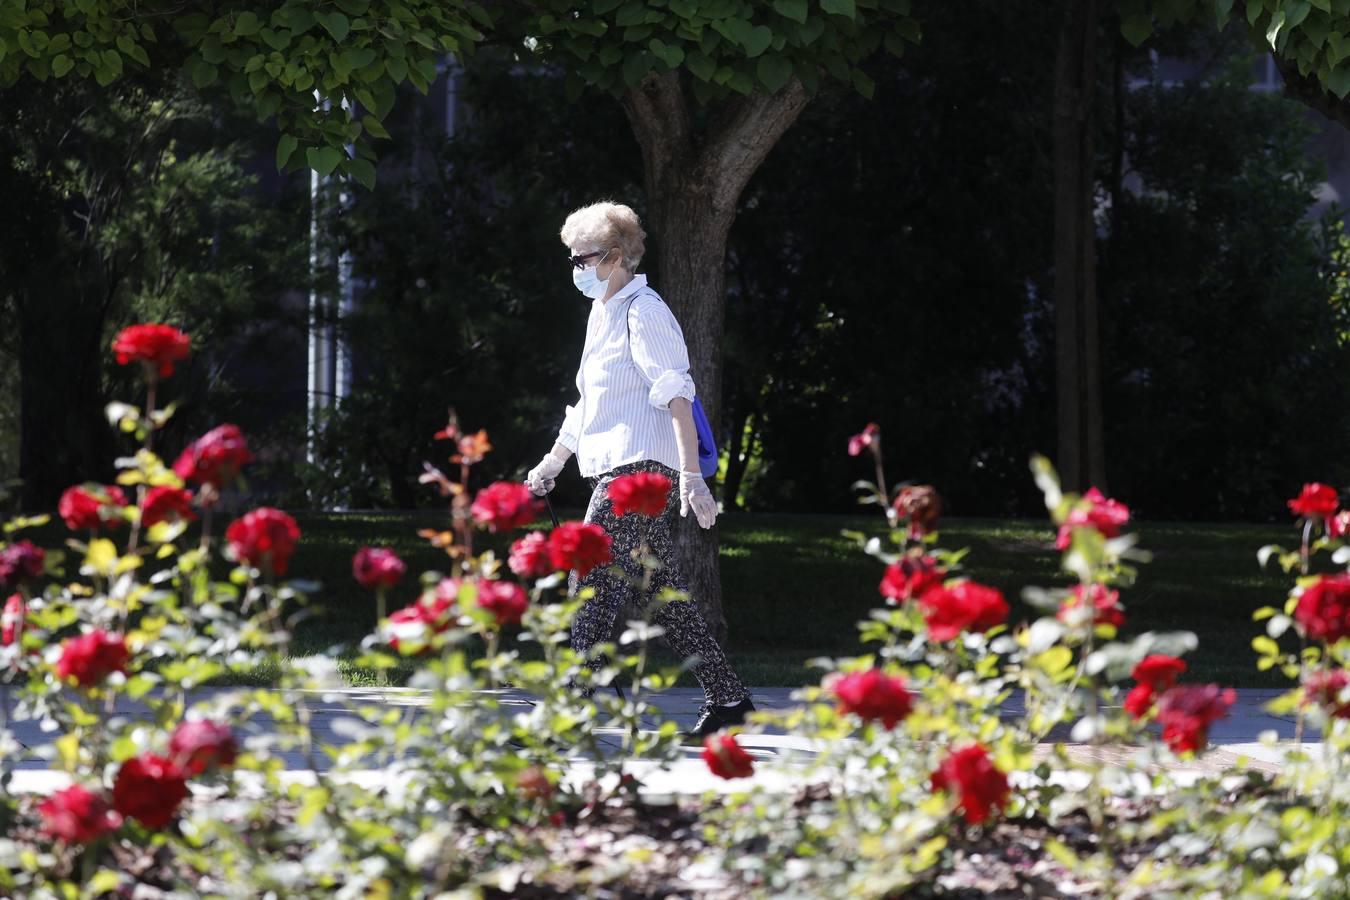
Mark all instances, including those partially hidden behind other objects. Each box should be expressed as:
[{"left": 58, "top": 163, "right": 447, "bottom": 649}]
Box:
[{"left": 525, "top": 452, "right": 567, "bottom": 496}]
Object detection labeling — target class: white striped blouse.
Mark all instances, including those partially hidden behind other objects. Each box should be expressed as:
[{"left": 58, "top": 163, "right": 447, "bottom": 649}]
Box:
[{"left": 555, "top": 274, "right": 697, "bottom": 478}]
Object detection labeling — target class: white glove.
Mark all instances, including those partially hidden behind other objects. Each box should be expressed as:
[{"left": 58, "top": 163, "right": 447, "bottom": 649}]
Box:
[
  {"left": 525, "top": 452, "right": 566, "bottom": 496},
  {"left": 679, "top": 470, "right": 718, "bottom": 529}
]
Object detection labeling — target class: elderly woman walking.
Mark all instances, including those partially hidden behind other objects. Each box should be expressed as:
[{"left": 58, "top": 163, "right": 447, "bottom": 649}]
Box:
[{"left": 524, "top": 201, "right": 754, "bottom": 739}]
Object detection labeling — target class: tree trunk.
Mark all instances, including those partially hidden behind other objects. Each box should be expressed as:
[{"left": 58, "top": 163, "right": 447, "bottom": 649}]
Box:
[
  {"left": 1052, "top": 0, "right": 1107, "bottom": 493},
  {"left": 621, "top": 72, "right": 809, "bottom": 641},
  {"left": 722, "top": 406, "right": 754, "bottom": 511}
]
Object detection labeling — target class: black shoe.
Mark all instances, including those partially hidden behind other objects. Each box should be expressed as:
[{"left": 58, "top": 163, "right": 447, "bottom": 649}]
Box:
[{"left": 684, "top": 697, "right": 755, "bottom": 740}]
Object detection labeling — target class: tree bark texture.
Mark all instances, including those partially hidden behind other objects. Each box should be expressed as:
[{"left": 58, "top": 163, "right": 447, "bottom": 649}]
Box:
[
  {"left": 1052, "top": 0, "right": 1108, "bottom": 493},
  {"left": 621, "top": 71, "right": 809, "bottom": 640}
]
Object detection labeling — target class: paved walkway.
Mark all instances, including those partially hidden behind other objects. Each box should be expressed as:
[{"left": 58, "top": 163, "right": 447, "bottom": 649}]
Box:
[{"left": 1, "top": 687, "right": 1317, "bottom": 797}]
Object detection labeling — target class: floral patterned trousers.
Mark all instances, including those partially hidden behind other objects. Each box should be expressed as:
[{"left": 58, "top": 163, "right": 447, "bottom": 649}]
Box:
[{"left": 567, "top": 459, "right": 749, "bottom": 706}]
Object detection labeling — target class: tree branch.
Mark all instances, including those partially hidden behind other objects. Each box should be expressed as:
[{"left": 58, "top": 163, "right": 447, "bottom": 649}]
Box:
[
  {"left": 619, "top": 69, "right": 692, "bottom": 193},
  {"left": 697, "top": 79, "right": 810, "bottom": 214},
  {"left": 1274, "top": 54, "right": 1350, "bottom": 132}
]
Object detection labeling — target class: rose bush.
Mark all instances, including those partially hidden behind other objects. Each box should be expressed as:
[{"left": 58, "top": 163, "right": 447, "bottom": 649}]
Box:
[{"left": 3, "top": 339, "right": 1350, "bottom": 897}]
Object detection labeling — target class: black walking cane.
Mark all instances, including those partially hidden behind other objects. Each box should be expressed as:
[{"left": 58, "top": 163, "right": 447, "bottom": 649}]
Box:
[{"left": 543, "top": 490, "right": 627, "bottom": 703}]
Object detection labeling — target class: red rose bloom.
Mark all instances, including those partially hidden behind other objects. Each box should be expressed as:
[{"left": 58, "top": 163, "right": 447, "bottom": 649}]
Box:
[
  {"left": 112, "top": 753, "right": 189, "bottom": 829},
  {"left": 1123, "top": 654, "right": 1188, "bottom": 720},
  {"left": 37, "top": 784, "right": 122, "bottom": 844},
  {"left": 225, "top": 508, "right": 301, "bottom": 577},
  {"left": 385, "top": 579, "right": 459, "bottom": 654},
  {"left": 475, "top": 579, "right": 529, "bottom": 626},
  {"left": 56, "top": 631, "right": 129, "bottom": 688},
  {"left": 702, "top": 733, "right": 755, "bottom": 779},
  {"left": 1055, "top": 487, "right": 1130, "bottom": 550},
  {"left": 470, "top": 481, "right": 543, "bottom": 532},
  {"left": 2, "top": 593, "right": 24, "bottom": 647},
  {"left": 547, "top": 522, "right": 614, "bottom": 579},
  {"left": 930, "top": 743, "right": 1010, "bottom": 826},
  {"left": 920, "top": 581, "right": 1009, "bottom": 642},
  {"left": 847, "top": 422, "right": 880, "bottom": 457},
  {"left": 0, "top": 540, "right": 44, "bottom": 591},
  {"left": 169, "top": 720, "right": 238, "bottom": 776},
  {"left": 112, "top": 324, "right": 191, "bottom": 378},
  {"left": 141, "top": 486, "right": 196, "bottom": 527},
  {"left": 1155, "top": 684, "right": 1235, "bottom": 755},
  {"left": 1288, "top": 482, "right": 1339, "bottom": 520},
  {"left": 1304, "top": 669, "right": 1350, "bottom": 719},
  {"left": 893, "top": 485, "right": 942, "bottom": 536},
  {"left": 1123, "top": 684, "right": 1156, "bottom": 719},
  {"left": 607, "top": 472, "right": 672, "bottom": 517},
  {"left": 880, "top": 554, "right": 945, "bottom": 605},
  {"left": 352, "top": 546, "right": 406, "bottom": 591},
  {"left": 832, "top": 669, "right": 915, "bottom": 730},
  {"left": 1057, "top": 583, "right": 1125, "bottom": 628},
  {"left": 1294, "top": 574, "right": 1350, "bottom": 643},
  {"left": 58, "top": 484, "right": 128, "bottom": 532},
  {"left": 172, "top": 424, "right": 253, "bottom": 488},
  {"left": 508, "top": 531, "right": 554, "bottom": 579}
]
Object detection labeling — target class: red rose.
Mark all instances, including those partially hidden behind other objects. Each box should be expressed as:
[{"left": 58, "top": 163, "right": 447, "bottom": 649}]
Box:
[
  {"left": 1123, "top": 654, "right": 1188, "bottom": 720},
  {"left": 508, "top": 531, "right": 555, "bottom": 579},
  {"left": 930, "top": 743, "right": 1010, "bottom": 826},
  {"left": 1155, "top": 684, "right": 1235, "bottom": 755},
  {"left": 1055, "top": 487, "right": 1130, "bottom": 550},
  {"left": 1123, "top": 684, "right": 1156, "bottom": 719},
  {"left": 112, "top": 753, "right": 189, "bottom": 829},
  {"left": 469, "top": 481, "right": 542, "bottom": 533},
  {"left": 225, "top": 508, "right": 301, "bottom": 577},
  {"left": 880, "top": 554, "right": 945, "bottom": 605},
  {"left": 516, "top": 766, "right": 554, "bottom": 801},
  {"left": 1330, "top": 511, "right": 1350, "bottom": 540},
  {"left": 1288, "top": 482, "right": 1339, "bottom": 520},
  {"left": 172, "top": 424, "right": 253, "bottom": 488},
  {"left": 607, "top": 472, "right": 672, "bottom": 517},
  {"left": 58, "top": 484, "right": 128, "bottom": 532},
  {"left": 169, "top": 720, "right": 238, "bottom": 776},
  {"left": 1133, "top": 654, "right": 1187, "bottom": 690},
  {"left": 1304, "top": 669, "right": 1350, "bottom": 719},
  {"left": 0, "top": 540, "right": 44, "bottom": 591},
  {"left": 2, "top": 593, "right": 23, "bottom": 647},
  {"left": 831, "top": 669, "right": 915, "bottom": 730},
  {"left": 141, "top": 486, "right": 196, "bottom": 527},
  {"left": 56, "top": 631, "right": 129, "bottom": 687},
  {"left": 475, "top": 579, "right": 529, "bottom": 626},
  {"left": 893, "top": 485, "right": 942, "bottom": 536},
  {"left": 37, "top": 784, "right": 122, "bottom": 844},
  {"left": 112, "top": 324, "right": 191, "bottom": 377},
  {"left": 1294, "top": 574, "right": 1350, "bottom": 643},
  {"left": 1057, "top": 583, "right": 1125, "bottom": 629},
  {"left": 701, "top": 733, "right": 755, "bottom": 779},
  {"left": 385, "top": 579, "right": 459, "bottom": 654},
  {"left": 547, "top": 522, "right": 613, "bottom": 579},
  {"left": 847, "top": 422, "right": 880, "bottom": 457},
  {"left": 919, "top": 581, "right": 1009, "bottom": 642},
  {"left": 352, "top": 547, "right": 406, "bottom": 591}
]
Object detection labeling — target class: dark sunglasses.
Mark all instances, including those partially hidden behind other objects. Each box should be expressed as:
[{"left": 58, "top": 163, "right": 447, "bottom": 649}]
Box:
[{"left": 568, "top": 250, "right": 608, "bottom": 270}]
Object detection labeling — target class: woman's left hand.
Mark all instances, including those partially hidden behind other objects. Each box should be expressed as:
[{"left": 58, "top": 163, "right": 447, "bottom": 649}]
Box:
[{"left": 679, "top": 471, "right": 718, "bottom": 529}]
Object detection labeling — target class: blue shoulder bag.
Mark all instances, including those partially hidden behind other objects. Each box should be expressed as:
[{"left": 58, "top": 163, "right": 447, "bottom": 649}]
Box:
[{"left": 625, "top": 293, "right": 719, "bottom": 479}]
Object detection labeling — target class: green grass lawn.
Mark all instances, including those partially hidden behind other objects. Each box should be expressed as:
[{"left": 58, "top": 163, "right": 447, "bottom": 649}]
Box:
[
  {"left": 24, "top": 508, "right": 1301, "bottom": 688},
  {"left": 265, "top": 509, "right": 1296, "bottom": 689}
]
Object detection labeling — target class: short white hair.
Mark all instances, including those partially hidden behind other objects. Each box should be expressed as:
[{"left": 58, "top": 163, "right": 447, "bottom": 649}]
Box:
[{"left": 559, "top": 201, "right": 646, "bottom": 272}]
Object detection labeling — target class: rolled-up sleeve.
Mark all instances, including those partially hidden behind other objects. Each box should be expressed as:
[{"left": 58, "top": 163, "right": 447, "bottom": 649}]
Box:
[{"left": 628, "top": 295, "right": 696, "bottom": 410}]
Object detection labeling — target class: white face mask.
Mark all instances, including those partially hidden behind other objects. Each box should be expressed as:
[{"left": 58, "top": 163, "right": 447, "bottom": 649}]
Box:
[{"left": 572, "top": 250, "right": 612, "bottom": 299}]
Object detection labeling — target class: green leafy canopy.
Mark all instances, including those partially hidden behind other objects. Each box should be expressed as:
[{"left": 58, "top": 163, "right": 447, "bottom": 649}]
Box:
[{"left": 521, "top": 0, "right": 920, "bottom": 103}]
